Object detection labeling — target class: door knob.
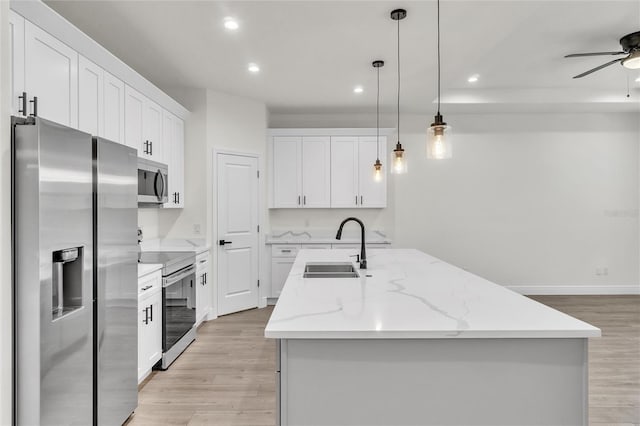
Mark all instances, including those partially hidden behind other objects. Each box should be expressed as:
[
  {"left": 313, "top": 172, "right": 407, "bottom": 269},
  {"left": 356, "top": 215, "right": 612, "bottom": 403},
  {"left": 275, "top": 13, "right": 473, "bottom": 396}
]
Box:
[{"left": 219, "top": 240, "right": 232, "bottom": 246}]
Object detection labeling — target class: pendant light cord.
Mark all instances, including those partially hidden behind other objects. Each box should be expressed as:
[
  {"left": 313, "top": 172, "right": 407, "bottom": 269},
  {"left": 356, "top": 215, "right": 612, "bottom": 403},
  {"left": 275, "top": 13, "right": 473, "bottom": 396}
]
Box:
[
  {"left": 397, "top": 17, "right": 401, "bottom": 141},
  {"left": 437, "top": 0, "right": 441, "bottom": 115},
  {"left": 377, "top": 63, "right": 380, "bottom": 160}
]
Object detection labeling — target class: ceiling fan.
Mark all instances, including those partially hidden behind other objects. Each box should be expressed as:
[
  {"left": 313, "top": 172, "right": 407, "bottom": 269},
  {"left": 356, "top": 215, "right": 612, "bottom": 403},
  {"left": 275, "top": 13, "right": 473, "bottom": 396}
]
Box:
[{"left": 565, "top": 31, "right": 640, "bottom": 78}]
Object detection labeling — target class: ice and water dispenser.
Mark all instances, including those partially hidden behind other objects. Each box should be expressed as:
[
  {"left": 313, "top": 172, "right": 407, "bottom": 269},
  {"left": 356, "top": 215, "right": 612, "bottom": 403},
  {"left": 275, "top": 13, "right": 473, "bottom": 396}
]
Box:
[{"left": 52, "top": 247, "right": 84, "bottom": 319}]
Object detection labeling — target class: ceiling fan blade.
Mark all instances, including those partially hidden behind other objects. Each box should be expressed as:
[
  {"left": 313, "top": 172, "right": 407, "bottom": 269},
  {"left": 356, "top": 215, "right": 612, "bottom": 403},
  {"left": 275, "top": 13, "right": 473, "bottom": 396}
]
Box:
[
  {"left": 565, "top": 52, "right": 626, "bottom": 58},
  {"left": 572, "top": 58, "right": 624, "bottom": 78}
]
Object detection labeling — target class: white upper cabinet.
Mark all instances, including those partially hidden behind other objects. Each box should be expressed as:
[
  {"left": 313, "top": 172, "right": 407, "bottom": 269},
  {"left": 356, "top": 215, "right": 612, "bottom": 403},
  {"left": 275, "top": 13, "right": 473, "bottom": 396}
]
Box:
[
  {"left": 271, "top": 132, "right": 387, "bottom": 209},
  {"left": 330, "top": 137, "right": 359, "bottom": 208},
  {"left": 103, "top": 71, "right": 125, "bottom": 144},
  {"left": 78, "top": 55, "right": 103, "bottom": 136},
  {"left": 143, "top": 99, "right": 163, "bottom": 161},
  {"left": 9, "top": 11, "right": 25, "bottom": 117},
  {"left": 272, "top": 136, "right": 331, "bottom": 208},
  {"left": 124, "top": 85, "right": 145, "bottom": 152},
  {"left": 24, "top": 21, "right": 78, "bottom": 128},
  {"left": 163, "top": 112, "right": 184, "bottom": 208},
  {"left": 357, "top": 136, "right": 387, "bottom": 208},
  {"left": 301, "top": 137, "right": 331, "bottom": 208},
  {"left": 125, "top": 84, "right": 164, "bottom": 161},
  {"left": 273, "top": 136, "right": 302, "bottom": 208}
]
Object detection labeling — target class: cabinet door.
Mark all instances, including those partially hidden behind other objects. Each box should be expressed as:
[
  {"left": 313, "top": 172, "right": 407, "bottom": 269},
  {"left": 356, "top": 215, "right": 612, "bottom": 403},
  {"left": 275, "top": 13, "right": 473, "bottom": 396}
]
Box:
[
  {"left": 103, "top": 71, "right": 125, "bottom": 144},
  {"left": 272, "top": 137, "right": 302, "bottom": 208},
  {"left": 124, "top": 85, "right": 145, "bottom": 152},
  {"left": 143, "top": 100, "right": 163, "bottom": 161},
  {"left": 271, "top": 259, "right": 294, "bottom": 297},
  {"left": 137, "top": 302, "right": 147, "bottom": 383},
  {"left": 330, "top": 137, "right": 359, "bottom": 208},
  {"left": 358, "top": 137, "right": 387, "bottom": 208},
  {"left": 25, "top": 21, "right": 78, "bottom": 127},
  {"left": 78, "top": 55, "right": 103, "bottom": 136},
  {"left": 163, "top": 112, "right": 184, "bottom": 208},
  {"left": 301, "top": 136, "right": 331, "bottom": 208},
  {"left": 9, "top": 11, "right": 25, "bottom": 116},
  {"left": 174, "top": 118, "right": 185, "bottom": 208},
  {"left": 148, "top": 292, "right": 162, "bottom": 365}
]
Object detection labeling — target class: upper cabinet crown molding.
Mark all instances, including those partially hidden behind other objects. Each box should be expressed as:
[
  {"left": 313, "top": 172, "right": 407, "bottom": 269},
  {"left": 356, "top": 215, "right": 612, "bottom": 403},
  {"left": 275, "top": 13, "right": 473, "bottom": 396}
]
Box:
[
  {"left": 10, "top": 1, "right": 189, "bottom": 120},
  {"left": 268, "top": 128, "right": 395, "bottom": 137}
]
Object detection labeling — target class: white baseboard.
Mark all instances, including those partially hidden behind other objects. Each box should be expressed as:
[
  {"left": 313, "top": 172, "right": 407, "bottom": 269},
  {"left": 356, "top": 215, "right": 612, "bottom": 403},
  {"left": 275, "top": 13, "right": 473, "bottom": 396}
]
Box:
[{"left": 506, "top": 285, "right": 640, "bottom": 296}]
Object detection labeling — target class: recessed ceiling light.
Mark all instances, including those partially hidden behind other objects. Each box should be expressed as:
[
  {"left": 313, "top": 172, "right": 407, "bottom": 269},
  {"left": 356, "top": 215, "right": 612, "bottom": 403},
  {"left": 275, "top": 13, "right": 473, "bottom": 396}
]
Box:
[
  {"left": 248, "top": 63, "right": 260, "bottom": 73},
  {"left": 224, "top": 17, "right": 239, "bottom": 30},
  {"left": 353, "top": 86, "right": 364, "bottom": 94},
  {"left": 467, "top": 74, "right": 479, "bottom": 83}
]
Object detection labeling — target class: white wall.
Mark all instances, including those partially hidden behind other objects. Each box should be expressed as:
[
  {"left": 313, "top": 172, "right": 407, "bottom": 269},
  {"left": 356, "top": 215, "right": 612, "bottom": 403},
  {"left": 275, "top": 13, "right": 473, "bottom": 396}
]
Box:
[
  {"left": 1, "top": 1, "right": 12, "bottom": 423},
  {"left": 269, "top": 112, "right": 640, "bottom": 294}
]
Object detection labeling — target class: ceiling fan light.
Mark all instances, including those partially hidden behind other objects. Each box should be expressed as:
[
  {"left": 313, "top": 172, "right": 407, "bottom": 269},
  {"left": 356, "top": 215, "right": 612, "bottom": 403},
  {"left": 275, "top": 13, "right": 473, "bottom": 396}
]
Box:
[{"left": 622, "top": 51, "right": 640, "bottom": 69}]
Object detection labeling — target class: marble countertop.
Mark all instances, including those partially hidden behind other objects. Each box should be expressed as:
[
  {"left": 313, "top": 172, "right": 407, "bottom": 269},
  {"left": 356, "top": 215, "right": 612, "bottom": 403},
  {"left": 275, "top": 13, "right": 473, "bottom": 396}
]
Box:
[
  {"left": 138, "top": 263, "right": 162, "bottom": 277},
  {"left": 266, "top": 230, "right": 392, "bottom": 245},
  {"left": 264, "top": 249, "right": 601, "bottom": 339},
  {"left": 140, "top": 238, "right": 210, "bottom": 254}
]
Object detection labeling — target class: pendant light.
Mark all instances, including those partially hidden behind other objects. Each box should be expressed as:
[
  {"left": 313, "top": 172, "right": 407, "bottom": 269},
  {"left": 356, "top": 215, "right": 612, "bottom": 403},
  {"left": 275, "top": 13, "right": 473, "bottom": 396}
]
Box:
[
  {"left": 390, "top": 9, "right": 408, "bottom": 174},
  {"left": 427, "top": 0, "right": 452, "bottom": 160},
  {"left": 373, "top": 60, "right": 384, "bottom": 182}
]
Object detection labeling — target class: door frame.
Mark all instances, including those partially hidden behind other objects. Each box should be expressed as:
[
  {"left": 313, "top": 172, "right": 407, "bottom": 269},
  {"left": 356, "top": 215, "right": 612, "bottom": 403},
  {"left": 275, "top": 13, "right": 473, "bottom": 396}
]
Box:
[{"left": 212, "top": 148, "right": 264, "bottom": 317}]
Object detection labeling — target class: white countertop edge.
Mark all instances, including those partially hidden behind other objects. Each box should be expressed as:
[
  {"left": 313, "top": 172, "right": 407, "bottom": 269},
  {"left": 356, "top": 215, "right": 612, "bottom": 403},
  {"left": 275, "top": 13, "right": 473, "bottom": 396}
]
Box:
[
  {"left": 138, "top": 263, "right": 162, "bottom": 277},
  {"left": 265, "top": 329, "right": 601, "bottom": 339}
]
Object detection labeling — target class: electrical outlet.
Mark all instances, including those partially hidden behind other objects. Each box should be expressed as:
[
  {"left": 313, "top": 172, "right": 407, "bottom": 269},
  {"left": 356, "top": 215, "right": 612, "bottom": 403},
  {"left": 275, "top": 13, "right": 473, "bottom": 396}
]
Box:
[{"left": 193, "top": 224, "right": 201, "bottom": 235}]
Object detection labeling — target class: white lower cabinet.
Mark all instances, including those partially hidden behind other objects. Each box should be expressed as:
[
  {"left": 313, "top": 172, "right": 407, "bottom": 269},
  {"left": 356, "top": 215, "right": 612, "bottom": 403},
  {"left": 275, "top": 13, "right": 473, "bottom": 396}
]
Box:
[
  {"left": 195, "top": 251, "right": 211, "bottom": 325},
  {"left": 138, "top": 270, "right": 162, "bottom": 384}
]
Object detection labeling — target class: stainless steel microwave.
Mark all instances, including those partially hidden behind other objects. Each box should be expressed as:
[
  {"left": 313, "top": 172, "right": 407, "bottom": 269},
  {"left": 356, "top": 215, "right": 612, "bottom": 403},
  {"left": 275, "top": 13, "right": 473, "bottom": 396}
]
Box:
[{"left": 138, "top": 158, "right": 168, "bottom": 206}]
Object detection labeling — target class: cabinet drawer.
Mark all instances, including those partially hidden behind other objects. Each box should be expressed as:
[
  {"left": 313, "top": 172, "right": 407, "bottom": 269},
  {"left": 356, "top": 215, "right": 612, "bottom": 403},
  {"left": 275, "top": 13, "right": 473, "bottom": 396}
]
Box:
[
  {"left": 271, "top": 244, "right": 300, "bottom": 258},
  {"left": 138, "top": 270, "right": 162, "bottom": 297},
  {"left": 196, "top": 251, "right": 210, "bottom": 272}
]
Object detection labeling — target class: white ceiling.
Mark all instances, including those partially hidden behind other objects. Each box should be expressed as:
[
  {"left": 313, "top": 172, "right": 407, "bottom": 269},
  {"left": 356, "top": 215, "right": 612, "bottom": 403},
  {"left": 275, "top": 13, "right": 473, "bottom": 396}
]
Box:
[{"left": 45, "top": 0, "right": 640, "bottom": 114}]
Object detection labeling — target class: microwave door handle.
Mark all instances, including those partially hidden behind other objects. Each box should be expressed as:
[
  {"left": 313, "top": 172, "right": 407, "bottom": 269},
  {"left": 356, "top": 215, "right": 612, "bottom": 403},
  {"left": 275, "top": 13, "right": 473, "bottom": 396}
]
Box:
[
  {"left": 158, "top": 169, "right": 166, "bottom": 200},
  {"left": 153, "top": 171, "right": 160, "bottom": 200}
]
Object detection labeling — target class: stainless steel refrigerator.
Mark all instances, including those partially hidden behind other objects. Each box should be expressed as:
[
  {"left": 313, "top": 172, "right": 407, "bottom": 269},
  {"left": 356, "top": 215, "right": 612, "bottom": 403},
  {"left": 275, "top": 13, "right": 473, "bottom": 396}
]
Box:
[{"left": 13, "top": 116, "right": 138, "bottom": 425}]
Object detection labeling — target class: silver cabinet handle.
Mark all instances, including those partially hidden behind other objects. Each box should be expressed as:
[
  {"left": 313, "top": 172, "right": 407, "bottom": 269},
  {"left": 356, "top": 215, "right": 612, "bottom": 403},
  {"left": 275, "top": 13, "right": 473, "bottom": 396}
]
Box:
[
  {"left": 298, "top": 195, "right": 301, "bottom": 205},
  {"left": 360, "top": 195, "right": 363, "bottom": 205},
  {"left": 355, "top": 195, "right": 358, "bottom": 205},
  {"left": 281, "top": 249, "right": 292, "bottom": 253},
  {"left": 303, "top": 195, "right": 306, "bottom": 205}
]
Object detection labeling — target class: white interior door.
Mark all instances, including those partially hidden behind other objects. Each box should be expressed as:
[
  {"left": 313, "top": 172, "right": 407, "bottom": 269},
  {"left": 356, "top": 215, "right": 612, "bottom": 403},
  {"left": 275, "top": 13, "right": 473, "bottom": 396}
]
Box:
[{"left": 216, "top": 153, "right": 260, "bottom": 315}]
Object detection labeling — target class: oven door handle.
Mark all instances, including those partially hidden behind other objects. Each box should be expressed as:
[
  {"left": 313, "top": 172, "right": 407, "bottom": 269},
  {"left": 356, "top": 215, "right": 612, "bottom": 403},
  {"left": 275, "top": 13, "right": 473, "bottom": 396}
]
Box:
[{"left": 163, "top": 265, "right": 196, "bottom": 287}]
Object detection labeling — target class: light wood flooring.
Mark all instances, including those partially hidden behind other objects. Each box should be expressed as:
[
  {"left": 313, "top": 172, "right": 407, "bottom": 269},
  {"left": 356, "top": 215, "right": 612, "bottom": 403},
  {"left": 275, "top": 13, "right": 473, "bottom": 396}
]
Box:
[{"left": 127, "top": 296, "right": 639, "bottom": 426}]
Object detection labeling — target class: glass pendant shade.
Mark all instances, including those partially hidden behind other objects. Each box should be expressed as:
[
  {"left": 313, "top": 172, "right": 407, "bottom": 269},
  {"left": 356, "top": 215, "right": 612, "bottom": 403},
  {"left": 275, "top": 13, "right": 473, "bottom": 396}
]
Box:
[
  {"left": 427, "top": 115, "right": 452, "bottom": 160},
  {"left": 373, "top": 158, "right": 383, "bottom": 182},
  {"left": 390, "top": 142, "right": 408, "bottom": 174}
]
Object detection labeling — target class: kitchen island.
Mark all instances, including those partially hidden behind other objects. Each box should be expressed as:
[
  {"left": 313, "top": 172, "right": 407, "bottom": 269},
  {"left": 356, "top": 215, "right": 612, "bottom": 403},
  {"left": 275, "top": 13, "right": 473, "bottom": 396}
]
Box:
[{"left": 265, "top": 249, "right": 600, "bottom": 426}]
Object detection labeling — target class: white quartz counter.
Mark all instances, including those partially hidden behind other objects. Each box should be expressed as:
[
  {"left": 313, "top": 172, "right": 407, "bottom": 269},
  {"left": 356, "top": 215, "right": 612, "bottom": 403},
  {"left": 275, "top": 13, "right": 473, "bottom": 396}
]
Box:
[
  {"left": 265, "top": 249, "right": 601, "bottom": 339},
  {"left": 138, "top": 263, "right": 162, "bottom": 277}
]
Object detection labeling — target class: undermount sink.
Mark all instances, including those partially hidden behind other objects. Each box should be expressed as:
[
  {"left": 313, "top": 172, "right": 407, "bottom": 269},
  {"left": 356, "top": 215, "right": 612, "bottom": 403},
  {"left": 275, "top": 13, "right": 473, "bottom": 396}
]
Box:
[{"left": 303, "top": 262, "right": 360, "bottom": 278}]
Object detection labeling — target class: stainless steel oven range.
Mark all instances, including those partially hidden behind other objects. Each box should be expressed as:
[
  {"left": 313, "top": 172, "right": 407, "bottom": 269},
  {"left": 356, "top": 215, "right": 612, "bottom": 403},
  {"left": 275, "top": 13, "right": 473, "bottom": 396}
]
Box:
[{"left": 139, "top": 251, "right": 196, "bottom": 369}]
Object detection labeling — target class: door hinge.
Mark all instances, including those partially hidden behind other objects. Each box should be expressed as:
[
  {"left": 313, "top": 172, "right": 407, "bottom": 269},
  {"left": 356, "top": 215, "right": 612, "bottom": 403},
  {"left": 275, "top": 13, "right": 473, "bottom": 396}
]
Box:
[{"left": 257, "top": 279, "right": 260, "bottom": 288}]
